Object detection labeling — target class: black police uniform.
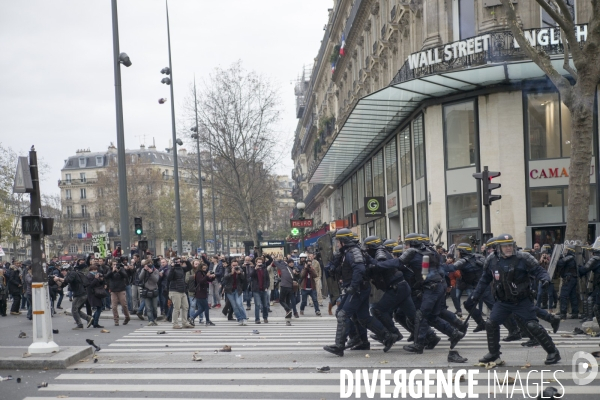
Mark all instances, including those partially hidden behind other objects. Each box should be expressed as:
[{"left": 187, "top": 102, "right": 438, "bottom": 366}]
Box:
[
  {"left": 579, "top": 251, "right": 600, "bottom": 326},
  {"left": 401, "top": 243, "right": 464, "bottom": 353},
  {"left": 557, "top": 249, "right": 579, "bottom": 318},
  {"left": 323, "top": 240, "right": 395, "bottom": 356},
  {"left": 472, "top": 248, "right": 560, "bottom": 364}
]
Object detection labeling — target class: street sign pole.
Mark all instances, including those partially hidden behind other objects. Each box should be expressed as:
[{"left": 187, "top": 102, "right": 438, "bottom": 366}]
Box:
[{"left": 26, "top": 147, "right": 58, "bottom": 354}]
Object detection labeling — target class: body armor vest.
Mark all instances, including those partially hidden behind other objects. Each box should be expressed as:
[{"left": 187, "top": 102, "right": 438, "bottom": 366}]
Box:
[
  {"left": 489, "top": 255, "right": 531, "bottom": 303},
  {"left": 340, "top": 245, "right": 364, "bottom": 285}
]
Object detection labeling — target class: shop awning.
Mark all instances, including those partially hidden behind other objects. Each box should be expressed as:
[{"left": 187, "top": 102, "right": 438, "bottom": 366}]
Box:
[{"left": 309, "top": 58, "right": 573, "bottom": 184}]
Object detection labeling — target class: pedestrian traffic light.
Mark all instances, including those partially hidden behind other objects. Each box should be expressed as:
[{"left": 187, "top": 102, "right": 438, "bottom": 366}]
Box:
[
  {"left": 473, "top": 167, "right": 501, "bottom": 206},
  {"left": 134, "top": 217, "right": 143, "bottom": 236}
]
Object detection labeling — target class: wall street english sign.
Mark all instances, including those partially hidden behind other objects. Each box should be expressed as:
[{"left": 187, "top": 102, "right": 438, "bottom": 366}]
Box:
[{"left": 392, "top": 25, "right": 588, "bottom": 84}]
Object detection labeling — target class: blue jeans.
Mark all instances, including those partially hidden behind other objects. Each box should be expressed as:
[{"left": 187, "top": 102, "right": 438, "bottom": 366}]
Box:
[
  {"left": 159, "top": 290, "right": 167, "bottom": 315},
  {"left": 537, "top": 281, "right": 556, "bottom": 309},
  {"left": 143, "top": 296, "right": 158, "bottom": 323},
  {"left": 92, "top": 306, "right": 102, "bottom": 326},
  {"left": 191, "top": 298, "right": 210, "bottom": 322},
  {"left": 26, "top": 294, "right": 32, "bottom": 319},
  {"left": 253, "top": 291, "right": 269, "bottom": 321},
  {"left": 226, "top": 292, "right": 247, "bottom": 322},
  {"left": 125, "top": 285, "right": 132, "bottom": 312},
  {"left": 244, "top": 288, "right": 252, "bottom": 308},
  {"left": 300, "top": 289, "right": 320, "bottom": 313}
]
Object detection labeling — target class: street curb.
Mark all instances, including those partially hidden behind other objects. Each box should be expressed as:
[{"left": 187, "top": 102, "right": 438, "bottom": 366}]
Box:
[{"left": 0, "top": 346, "right": 93, "bottom": 370}]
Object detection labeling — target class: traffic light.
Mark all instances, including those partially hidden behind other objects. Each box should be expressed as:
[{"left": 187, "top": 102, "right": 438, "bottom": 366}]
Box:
[
  {"left": 473, "top": 167, "right": 501, "bottom": 206},
  {"left": 134, "top": 217, "right": 143, "bottom": 236},
  {"left": 257, "top": 230, "right": 263, "bottom": 242}
]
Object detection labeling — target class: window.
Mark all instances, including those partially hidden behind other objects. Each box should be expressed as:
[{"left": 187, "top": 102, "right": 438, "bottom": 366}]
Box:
[
  {"left": 65, "top": 189, "right": 71, "bottom": 200},
  {"left": 413, "top": 117, "right": 425, "bottom": 179},
  {"left": 530, "top": 186, "right": 596, "bottom": 224},
  {"left": 402, "top": 206, "right": 414, "bottom": 235},
  {"left": 527, "top": 92, "right": 572, "bottom": 160},
  {"left": 453, "top": 0, "right": 476, "bottom": 40},
  {"left": 80, "top": 188, "right": 86, "bottom": 199},
  {"left": 82, "top": 223, "right": 88, "bottom": 234},
  {"left": 131, "top": 155, "right": 136, "bottom": 164},
  {"left": 399, "top": 127, "right": 412, "bottom": 187},
  {"left": 80, "top": 172, "right": 86, "bottom": 182},
  {"left": 84, "top": 244, "right": 93, "bottom": 253},
  {"left": 68, "top": 223, "right": 74, "bottom": 238},
  {"left": 78, "top": 157, "right": 86, "bottom": 168},
  {"left": 444, "top": 101, "right": 476, "bottom": 169},
  {"left": 81, "top": 205, "right": 87, "bottom": 217},
  {"left": 541, "top": 0, "right": 575, "bottom": 27},
  {"left": 364, "top": 160, "right": 373, "bottom": 197},
  {"left": 385, "top": 138, "right": 398, "bottom": 195},
  {"left": 357, "top": 168, "right": 365, "bottom": 209},
  {"left": 351, "top": 174, "right": 358, "bottom": 211},
  {"left": 96, "top": 156, "right": 103, "bottom": 167},
  {"left": 448, "top": 194, "right": 479, "bottom": 229},
  {"left": 97, "top": 187, "right": 103, "bottom": 198},
  {"left": 66, "top": 206, "right": 73, "bottom": 216},
  {"left": 372, "top": 151, "right": 384, "bottom": 196},
  {"left": 69, "top": 244, "right": 78, "bottom": 253},
  {"left": 375, "top": 217, "right": 387, "bottom": 238},
  {"left": 343, "top": 180, "right": 353, "bottom": 216},
  {"left": 417, "top": 201, "right": 429, "bottom": 235},
  {"left": 65, "top": 173, "right": 71, "bottom": 183}
]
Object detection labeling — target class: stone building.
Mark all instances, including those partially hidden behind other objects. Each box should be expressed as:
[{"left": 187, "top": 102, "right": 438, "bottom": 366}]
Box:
[{"left": 292, "top": 0, "right": 594, "bottom": 248}]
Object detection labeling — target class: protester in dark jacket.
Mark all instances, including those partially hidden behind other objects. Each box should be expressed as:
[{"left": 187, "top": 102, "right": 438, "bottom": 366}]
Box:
[
  {"left": 275, "top": 259, "right": 300, "bottom": 324},
  {"left": 139, "top": 262, "right": 160, "bottom": 325},
  {"left": 167, "top": 258, "right": 193, "bottom": 329},
  {"left": 7, "top": 265, "right": 23, "bottom": 315},
  {"left": 189, "top": 263, "right": 216, "bottom": 326},
  {"left": 299, "top": 261, "right": 321, "bottom": 316},
  {"left": 60, "top": 265, "right": 93, "bottom": 329},
  {"left": 249, "top": 257, "right": 271, "bottom": 324},
  {"left": 105, "top": 259, "right": 130, "bottom": 326},
  {"left": 222, "top": 260, "right": 248, "bottom": 324},
  {"left": 86, "top": 266, "right": 105, "bottom": 328}
]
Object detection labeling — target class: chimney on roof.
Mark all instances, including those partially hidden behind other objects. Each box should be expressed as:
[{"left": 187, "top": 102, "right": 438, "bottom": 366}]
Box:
[
  {"left": 178, "top": 148, "right": 187, "bottom": 156},
  {"left": 108, "top": 143, "right": 117, "bottom": 154},
  {"left": 140, "top": 144, "right": 146, "bottom": 149}
]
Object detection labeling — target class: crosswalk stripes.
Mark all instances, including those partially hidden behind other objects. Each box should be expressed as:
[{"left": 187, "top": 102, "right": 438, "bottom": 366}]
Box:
[
  {"left": 94, "top": 316, "right": 598, "bottom": 355},
  {"left": 22, "top": 371, "right": 600, "bottom": 399}
]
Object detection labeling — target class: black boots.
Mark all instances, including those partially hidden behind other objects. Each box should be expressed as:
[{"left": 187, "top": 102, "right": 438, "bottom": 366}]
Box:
[
  {"left": 425, "top": 332, "right": 441, "bottom": 349},
  {"left": 521, "top": 338, "right": 539, "bottom": 347},
  {"left": 323, "top": 316, "right": 347, "bottom": 357},
  {"left": 551, "top": 315, "right": 561, "bottom": 334},
  {"left": 344, "top": 335, "right": 364, "bottom": 350},
  {"left": 480, "top": 321, "right": 502, "bottom": 363},
  {"left": 526, "top": 321, "right": 561, "bottom": 365},
  {"left": 473, "top": 323, "right": 485, "bottom": 333},
  {"left": 502, "top": 331, "right": 523, "bottom": 342},
  {"left": 448, "top": 350, "right": 468, "bottom": 363},
  {"left": 449, "top": 329, "right": 465, "bottom": 349},
  {"left": 403, "top": 342, "right": 425, "bottom": 354}
]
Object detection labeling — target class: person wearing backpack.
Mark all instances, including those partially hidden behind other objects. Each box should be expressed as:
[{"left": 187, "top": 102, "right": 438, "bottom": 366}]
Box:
[{"left": 57, "top": 264, "right": 93, "bottom": 329}]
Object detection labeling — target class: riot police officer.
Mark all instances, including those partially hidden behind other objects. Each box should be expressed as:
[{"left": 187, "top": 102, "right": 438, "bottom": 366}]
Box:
[
  {"left": 364, "top": 238, "right": 414, "bottom": 348},
  {"left": 323, "top": 229, "right": 397, "bottom": 356},
  {"left": 383, "top": 239, "right": 398, "bottom": 252},
  {"left": 579, "top": 244, "right": 600, "bottom": 327},
  {"left": 557, "top": 244, "right": 579, "bottom": 319},
  {"left": 402, "top": 234, "right": 465, "bottom": 354},
  {"left": 471, "top": 234, "right": 560, "bottom": 365}
]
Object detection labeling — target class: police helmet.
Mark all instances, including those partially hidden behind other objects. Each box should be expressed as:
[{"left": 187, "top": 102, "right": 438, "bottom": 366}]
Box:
[
  {"left": 564, "top": 244, "right": 576, "bottom": 254},
  {"left": 60, "top": 263, "right": 71, "bottom": 271},
  {"left": 495, "top": 234, "right": 516, "bottom": 258},
  {"left": 392, "top": 245, "right": 404, "bottom": 256},
  {"left": 456, "top": 243, "right": 473, "bottom": 257},
  {"left": 362, "top": 236, "right": 382, "bottom": 251},
  {"left": 541, "top": 244, "right": 552, "bottom": 254},
  {"left": 404, "top": 233, "right": 422, "bottom": 248},
  {"left": 335, "top": 228, "right": 355, "bottom": 246},
  {"left": 383, "top": 239, "right": 398, "bottom": 250},
  {"left": 299, "top": 253, "right": 308, "bottom": 259},
  {"left": 418, "top": 234, "right": 432, "bottom": 246}
]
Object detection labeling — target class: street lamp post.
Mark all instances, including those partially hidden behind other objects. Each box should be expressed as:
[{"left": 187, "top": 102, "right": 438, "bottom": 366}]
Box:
[
  {"left": 163, "top": 1, "right": 182, "bottom": 254},
  {"left": 111, "top": 0, "right": 132, "bottom": 258},
  {"left": 296, "top": 201, "right": 305, "bottom": 252},
  {"left": 191, "top": 78, "right": 206, "bottom": 253}
]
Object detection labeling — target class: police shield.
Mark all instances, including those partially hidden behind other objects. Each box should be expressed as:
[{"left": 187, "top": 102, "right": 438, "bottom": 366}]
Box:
[
  {"left": 317, "top": 232, "right": 335, "bottom": 298},
  {"left": 546, "top": 243, "right": 564, "bottom": 280}
]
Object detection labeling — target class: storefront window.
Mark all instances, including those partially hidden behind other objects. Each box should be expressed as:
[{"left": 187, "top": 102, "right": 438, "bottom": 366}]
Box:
[
  {"left": 351, "top": 174, "right": 358, "bottom": 212},
  {"left": 357, "top": 168, "right": 365, "bottom": 209},
  {"left": 385, "top": 138, "right": 398, "bottom": 195},
  {"left": 399, "top": 127, "right": 412, "bottom": 187},
  {"left": 527, "top": 92, "right": 571, "bottom": 159},
  {"left": 444, "top": 101, "right": 476, "bottom": 169},
  {"left": 375, "top": 218, "right": 387, "bottom": 239},
  {"left": 417, "top": 201, "right": 428, "bottom": 235},
  {"left": 448, "top": 193, "right": 479, "bottom": 229},
  {"left": 365, "top": 160, "right": 373, "bottom": 197},
  {"left": 530, "top": 187, "right": 564, "bottom": 224},
  {"left": 343, "top": 180, "right": 353, "bottom": 217},
  {"left": 372, "top": 150, "right": 384, "bottom": 196},
  {"left": 563, "top": 186, "right": 597, "bottom": 222},
  {"left": 403, "top": 206, "right": 414, "bottom": 235},
  {"left": 413, "top": 116, "right": 425, "bottom": 179}
]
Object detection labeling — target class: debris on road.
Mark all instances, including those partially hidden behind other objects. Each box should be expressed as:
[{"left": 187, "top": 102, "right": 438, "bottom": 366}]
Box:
[
  {"left": 18, "top": 331, "right": 26, "bottom": 338},
  {"left": 192, "top": 352, "right": 202, "bottom": 361},
  {"left": 316, "top": 366, "right": 330, "bottom": 373},
  {"left": 221, "top": 345, "right": 232, "bottom": 352}
]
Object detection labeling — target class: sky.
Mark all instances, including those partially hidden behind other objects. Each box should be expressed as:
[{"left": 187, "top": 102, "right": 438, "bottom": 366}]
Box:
[{"left": 0, "top": 0, "right": 330, "bottom": 196}]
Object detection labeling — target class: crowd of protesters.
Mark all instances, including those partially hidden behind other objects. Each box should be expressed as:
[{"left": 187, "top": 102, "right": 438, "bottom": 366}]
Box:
[{"left": 0, "top": 246, "right": 327, "bottom": 330}]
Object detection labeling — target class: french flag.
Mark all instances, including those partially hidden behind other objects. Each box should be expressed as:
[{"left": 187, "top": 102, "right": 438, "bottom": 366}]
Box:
[
  {"left": 331, "top": 62, "right": 336, "bottom": 74},
  {"left": 340, "top": 34, "right": 346, "bottom": 56}
]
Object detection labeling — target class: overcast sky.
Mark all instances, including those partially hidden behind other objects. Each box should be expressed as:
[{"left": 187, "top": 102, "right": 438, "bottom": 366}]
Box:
[{"left": 0, "top": 0, "right": 329, "bottom": 196}]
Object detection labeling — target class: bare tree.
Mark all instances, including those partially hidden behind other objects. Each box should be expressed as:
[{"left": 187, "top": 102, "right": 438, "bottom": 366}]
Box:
[
  {"left": 182, "top": 61, "right": 283, "bottom": 247},
  {"left": 500, "top": 0, "right": 600, "bottom": 242}
]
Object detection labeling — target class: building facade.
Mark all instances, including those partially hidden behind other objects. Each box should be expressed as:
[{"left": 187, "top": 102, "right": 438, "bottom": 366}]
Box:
[{"left": 292, "top": 0, "right": 595, "bottom": 248}]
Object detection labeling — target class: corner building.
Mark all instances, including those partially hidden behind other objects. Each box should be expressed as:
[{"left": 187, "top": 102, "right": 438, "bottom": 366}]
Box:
[{"left": 291, "top": 0, "right": 598, "bottom": 248}]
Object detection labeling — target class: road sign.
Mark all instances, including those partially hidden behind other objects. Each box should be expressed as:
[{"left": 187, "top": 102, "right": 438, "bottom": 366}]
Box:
[
  {"left": 291, "top": 219, "right": 313, "bottom": 228},
  {"left": 13, "top": 156, "right": 33, "bottom": 194},
  {"left": 22, "top": 216, "right": 43, "bottom": 235}
]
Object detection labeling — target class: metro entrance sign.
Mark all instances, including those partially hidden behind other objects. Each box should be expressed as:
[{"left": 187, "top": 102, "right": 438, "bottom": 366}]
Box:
[{"left": 290, "top": 219, "right": 313, "bottom": 228}]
